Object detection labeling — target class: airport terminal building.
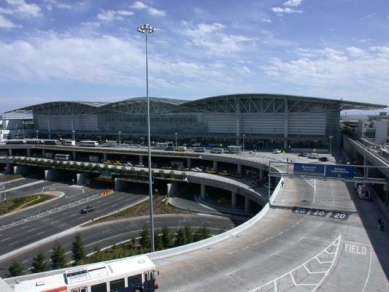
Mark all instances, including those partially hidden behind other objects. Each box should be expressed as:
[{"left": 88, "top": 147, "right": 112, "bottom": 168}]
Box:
[{"left": 4, "top": 93, "right": 386, "bottom": 151}]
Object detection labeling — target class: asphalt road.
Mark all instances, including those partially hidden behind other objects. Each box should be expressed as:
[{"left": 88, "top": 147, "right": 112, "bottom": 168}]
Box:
[
  {"left": 151, "top": 177, "right": 389, "bottom": 292},
  {"left": 0, "top": 180, "right": 235, "bottom": 278},
  {"left": 0, "top": 214, "right": 234, "bottom": 277},
  {"left": 0, "top": 182, "right": 150, "bottom": 258}
]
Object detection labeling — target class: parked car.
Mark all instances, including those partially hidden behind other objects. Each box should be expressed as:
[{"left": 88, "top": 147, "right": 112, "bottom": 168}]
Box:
[
  {"left": 272, "top": 149, "right": 281, "bottom": 154},
  {"left": 318, "top": 156, "right": 328, "bottom": 162},
  {"left": 80, "top": 206, "right": 94, "bottom": 213},
  {"left": 164, "top": 146, "right": 175, "bottom": 151}
]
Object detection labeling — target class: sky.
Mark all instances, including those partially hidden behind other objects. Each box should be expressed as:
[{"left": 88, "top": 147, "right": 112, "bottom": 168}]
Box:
[{"left": 0, "top": 0, "right": 388, "bottom": 114}]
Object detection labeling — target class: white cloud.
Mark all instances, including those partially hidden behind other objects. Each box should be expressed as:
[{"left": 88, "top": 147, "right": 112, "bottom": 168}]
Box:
[
  {"left": 262, "top": 46, "right": 389, "bottom": 95},
  {"left": 97, "top": 9, "right": 134, "bottom": 22},
  {"left": 2, "top": 0, "right": 41, "bottom": 18},
  {"left": 43, "top": 0, "right": 72, "bottom": 11},
  {"left": 284, "top": 0, "right": 303, "bottom": 7},
  {"left": 182, "top": 22, "right": 255, "bottom": 56},
  {"left": 346, "top": 47, "right": 367, "bottom": 58},
  {"left": 0, "top": 34, "right": 144, "bottom": 84},
  {"left": 0, "top": 14, "right": 18, "bottom": 28},
  {"left": 131, "top": 1, "right": 166, "bottom": 16},
  {"left": 271, "top": 7, "right": 303, "bottom": 14}
]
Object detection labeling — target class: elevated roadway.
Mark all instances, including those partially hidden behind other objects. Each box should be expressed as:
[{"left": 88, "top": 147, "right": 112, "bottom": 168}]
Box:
[
  {"left": 2, "top": 153, "right": 389, "bottom": 291},
  {"left": 150, "top": 177, "right": 389, "bottom": 291}
]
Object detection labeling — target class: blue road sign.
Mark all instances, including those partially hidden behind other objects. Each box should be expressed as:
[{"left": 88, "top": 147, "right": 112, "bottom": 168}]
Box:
[
  {"left": 293, "top": 163, "right": 325, "bottom": 176},
  {"left": 325, "top": 165, "right": 355, "bottom": 178}
]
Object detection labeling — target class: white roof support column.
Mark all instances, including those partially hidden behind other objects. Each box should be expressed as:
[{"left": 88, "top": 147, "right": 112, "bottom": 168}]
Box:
[{"left": 284, "top": 98, "right": 289, "bottom": 149}]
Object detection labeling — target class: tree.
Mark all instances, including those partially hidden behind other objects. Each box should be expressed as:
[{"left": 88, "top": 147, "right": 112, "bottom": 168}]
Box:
[
  {"left": 31, "top": 251, "right": 49, "bottom": 273},
  {"left": 72, "top": 232, "right": 86, "bottom": 264},
  {"left": 194, "top": 224, "right": 211, "bottom": 241},
  {"left": 154, "top": 229, "right": 164, "bottom": 251},
  {"left": 175, "top": 227, "right": 187, "bottom": 246},
  {"left": 51, "top": 241, "right": 66, "bottom": 269},
  {"left": 161, "top": 226, "right": 172, "bottom": 248},
  {"left": 139, "top": 223, "right": 150, "bottom": 249},
  {"left": 8, "top": 259, "right": 24, "bottom": 277},
  {"left": 184, "top": 225, "right": 193, "bottom": 243}
]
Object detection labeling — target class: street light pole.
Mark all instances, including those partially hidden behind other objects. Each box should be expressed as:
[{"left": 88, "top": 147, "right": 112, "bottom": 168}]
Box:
[
  {"left": 175, "top": 132, "right": 178, "bottom": 149},
  {"left": 36, "top": 130, "right": 39, "bottom": 139},
  {"left": 118, "top": 131, "right": 121, "bottom": 147},
  {"left": 137, "top": 23, "right": 156, "bottom": 252},
  {"left": 242, "top": 134, "right": 245, "bottom": 153}
]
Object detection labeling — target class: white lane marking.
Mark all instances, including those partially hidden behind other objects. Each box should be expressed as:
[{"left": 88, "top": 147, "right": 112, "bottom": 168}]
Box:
[
  {"left": 225, "top": 269, "right": 241, "bottom": 276},
  {"left": 270, "top": 250, "right": 282, "bottom": 257}
]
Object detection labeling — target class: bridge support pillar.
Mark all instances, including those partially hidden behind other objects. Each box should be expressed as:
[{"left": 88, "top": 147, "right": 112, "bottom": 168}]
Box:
[
  {"left": 139, "top": 155, "right": 143, "bottom": 165},
  {"left": 27, "top": 148, "right": 31, "bottom": 156},
  {"left": 213, "top": 160, "right": 218, "bottom": 170},
  {"left": 237, "top": 164, "right": 242, "bottom": 175},
  {"left": 103, "top": 153, "right": 107, "bottom": 162},
  {"left": 259, "top": 168, "right": 264, "bottom": 180},
  {"left": 200, "top": 184, "right": 206, "bottom": 199},
  {"left": 8, "top": 148, "right": 13, "bottom": 156},
  {"left": 231, "top": 192, "right": 237, "bottom": 208},
  {"left": 167, "top": 182, "right": 179, "bottom": 197},
  {"left": 114, "top": 178, "right": 122, "bottom": 191},
  {"left": 245, "top": 196, "right": 251, "bottom": 214},
  {"left": 72, "top": 151, "right": 77, "bottom": 160},
  {"left": 45, "top": 169, "right": 58, "bottom": 181},
  {"left": 187, "top": 158, "right": 192, "bottom": 169},
  {"left": 13, "top": 165, "right": 27, "bottom": 175},
  {"left": 77, "top": 173, "right": 87, "bottom": 186},
  {"left": 6, "top": 163, "right": 12, "bottom": 174}
]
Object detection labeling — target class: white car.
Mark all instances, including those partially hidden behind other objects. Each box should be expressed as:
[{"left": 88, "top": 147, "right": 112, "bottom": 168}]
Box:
[{"left": 272, "top": 149, "right": 281, "bottom": 154}]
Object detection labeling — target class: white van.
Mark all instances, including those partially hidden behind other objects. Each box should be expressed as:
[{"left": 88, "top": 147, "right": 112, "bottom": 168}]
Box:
[
  {"left": 211, "top": 148, "right": 223, "bottom": 154},
  {"left": 357, "top": 185, "right": 371, "bottom": 200}
]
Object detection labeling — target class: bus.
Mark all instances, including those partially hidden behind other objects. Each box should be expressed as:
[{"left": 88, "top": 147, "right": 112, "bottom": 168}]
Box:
[
  {"left": 175, "top": 146, "right": 187, "bottom": 152},
  {"left": 79, "top": 140, "right": 99, "bottom": 147},
  {"left": 211, "top": 148, "right": 223, "bottom": 154},
  {"left": 193, "top": 147, "right": 206, "bottom": 152},
  {"left": 54, "top": 153, "right": 71, "bottom": 160},
  {"left": 155, "top": 142, "right": 169, "bottom": 149},
  {"left": 62, "top": 139, "right": 76, "bottom": 146},
  {"left": 44, "top": 139, "right": 60, "bottom": 145},
  {"left": 227, "top": 145, "right": 241, "bottom": 154},
  {"left": 12, "top": 255, "right": 159, "bottom": 292}
]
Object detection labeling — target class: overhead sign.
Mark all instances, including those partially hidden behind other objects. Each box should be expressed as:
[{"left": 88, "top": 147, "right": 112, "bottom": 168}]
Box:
[
  {"left": 325, "top": 165, "right": 355, "bottom": 178},
  {"left": 293, "top": 163, "right": 325, "bottom": 176}
]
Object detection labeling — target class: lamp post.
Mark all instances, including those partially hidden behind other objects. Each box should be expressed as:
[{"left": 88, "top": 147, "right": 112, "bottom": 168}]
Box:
[
  {"left": 175, "top": 132, "right": 178, "bottom": 149},
  {"left": 36, "top": 130, "right": 39, "bottom": 139},
  {"left": 242, "top": 134, "right": 245, "bottom": 153},
  {"left": 0, "top": 183, "right": 5, "bottom": 202},
  {"left": 72, "top": 130, "right": 75, "bottom": 141},
  {"left": 329, "top": 135, "right": 333, "bottom": 155},
  {"left": 118, "top": 131, "right": 121, "bottom": 147},
  {"left": 137, "top": 23, "right": 156, "bottom": 252}
]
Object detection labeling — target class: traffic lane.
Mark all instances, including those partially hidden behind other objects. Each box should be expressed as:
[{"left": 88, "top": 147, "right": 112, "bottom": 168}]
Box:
[
  {"left": 0, "top": 186, "right": 97, "bottom": 226},
  {"left": 154, "top": 208, "right": 358, "bottom": 292},
  {"left": 4, "top": 181, "right": 54, "bottom": 199},
  {"left": 0, "top": 178, "right": 46, "bottom": 190},
  {"left": 0, "top": 193, "right": 148, "bottom": 256},
  {"left": 0, "top": 214, "right": 235, "bottom": 277}
]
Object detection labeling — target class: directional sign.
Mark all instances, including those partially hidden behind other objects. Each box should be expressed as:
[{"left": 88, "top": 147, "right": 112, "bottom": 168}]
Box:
[
  {"left": 325, "top": 165, "right": 355, "bottom": 178},
  {"left": 293, "top": 163, "right": 325, "bottom": 176}
]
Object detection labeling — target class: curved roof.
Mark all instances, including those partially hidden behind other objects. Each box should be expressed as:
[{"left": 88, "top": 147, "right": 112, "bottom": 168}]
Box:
[
  {"left": 183, "top": 93, "right": 387, "bottom": 111},
  {"left": 5, "top": 94, "right": 387, "bottom": 115}
]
